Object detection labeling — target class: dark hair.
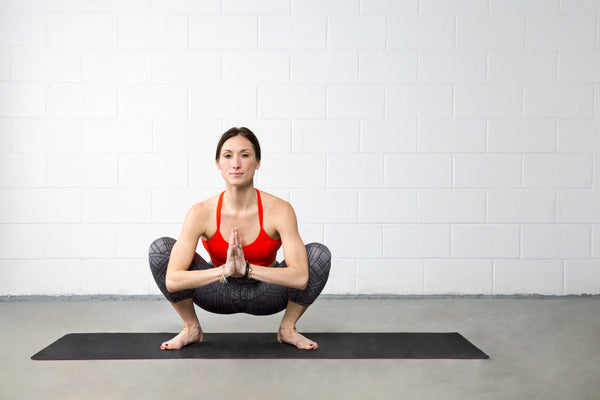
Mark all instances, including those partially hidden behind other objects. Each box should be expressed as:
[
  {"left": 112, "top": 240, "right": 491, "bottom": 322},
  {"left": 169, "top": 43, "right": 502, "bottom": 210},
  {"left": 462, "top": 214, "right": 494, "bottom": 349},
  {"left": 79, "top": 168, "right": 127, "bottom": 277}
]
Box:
[{"left": 215, "top": 127, "right": 261, "bottom": 161}]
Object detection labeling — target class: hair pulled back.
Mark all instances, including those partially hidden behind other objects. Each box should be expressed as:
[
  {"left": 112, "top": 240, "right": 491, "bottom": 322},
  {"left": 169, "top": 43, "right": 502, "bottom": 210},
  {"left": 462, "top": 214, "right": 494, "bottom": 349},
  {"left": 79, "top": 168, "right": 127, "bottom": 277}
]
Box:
[{"left": 215, "top": 127, "right": 261, "bottom": 161}]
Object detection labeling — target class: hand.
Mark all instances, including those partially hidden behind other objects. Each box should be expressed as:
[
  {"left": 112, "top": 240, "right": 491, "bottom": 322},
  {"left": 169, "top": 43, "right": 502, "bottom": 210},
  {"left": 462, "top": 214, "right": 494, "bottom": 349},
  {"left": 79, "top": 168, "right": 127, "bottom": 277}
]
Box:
[
  {"left": 222, "top": 228, "right": 238, "bottom": 278},
  {"left": 231, "top": 227, "right": 247, "bottom": 276},
  {"left": 223, "top": 227, "right": 246, "bottom": 278}
]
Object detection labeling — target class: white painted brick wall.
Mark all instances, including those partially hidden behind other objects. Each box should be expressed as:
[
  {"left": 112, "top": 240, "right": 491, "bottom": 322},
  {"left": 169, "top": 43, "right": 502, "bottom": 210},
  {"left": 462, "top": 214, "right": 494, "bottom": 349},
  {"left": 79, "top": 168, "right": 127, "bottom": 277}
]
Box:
[
  {"left": 357, "top": 259, "right": 423, "bottom": 294},
  {"left": 328, "top": 86, "right": 384, "bottom": 118},
  {"left": 326, "top": 224, "right": 382, "bottom": 259},
  {"left": 82, "top": 119, "right": 153, "bottom": 153},
  {"left": 293, "top": 120, "right": 360, "bottom": 153},
  {"left": 418, "top": 50, "right": 487, "bottom": 84},
  {"left": 291, "top": 50, "right": 357, "bottom": 83},
  {"left": 523, "top": 84, "right": 594, "bottom": 118},
  {"left": 487, "top": 189, "right": 556, "bottom": 223},
  {"left": 328, "top": 16, "right": 386, "bottom": 49},
  {"left": 386, "top": 155, "right": 453, "bottom": 188},
  {"left": 388, "top": 15, "right": 455, "bottom": 49},
  {"left": 452, "top": 224, "right": 520, "bottom": 259},
  {"left": 385, "top": 85, "right": 453, "bottom": 118},
  {"left": 522, "top": 224, "right": 591, "bottom": 259},
  {"left": 361, "top": 120, "right": 417, "bottom": 153},
  {"left": 454, "top": 155, "right": 522, "bottom": 187},
  {"left": 47, "top": 83, "right": 117, "bottom": 117},
  {"left": 488, "top": 50, "right": 557, "bottom": 84},
  {"left": 119, "top": 84, "right": 187, "bottom": 118},
  {"left": 0, "top": 119, "right": 10, "bottom": 152},
  {"left": 358, "top": 189, "right": 418, "bottom": 223},
  {"left": 259, "top": 16, "right": 325, "bottom": 48},
  {"left": 384, "top": 225, "right": 451, "bottom": 258},
  {"left": 418, "top": 119, "right": 486, "bottom": 153},
  {"left": 47, "top": 13, "right": 117, "bottom": 48},
  {"left": 327, "top": 154, "right": 384, "bottom": 188},
  {"left": 0, "top": 46, "right": 8, "bottom": 81},
  {"left": 84, "top": 49, "right": 152, "bottom": 83},
  {"left": 1, "top": 1, "right": 599, "bottom": 296},
  {"left": 120, "top": 15, "right": 187, "bottom": 48},
  {"left": 488, "top": 119, "right": 556, "bottom": 153},
  {"left": 191, "top": 84, "right": 256, "bottom": 118},
  {"left": 13, "top": 119, "right": 82, "bottom": 153},
  {"left": 425, "top": 260, "right": 493, "bottom": 295},
  {"left": 524, "top": 155, "right": 593, "bottom": 188},
  {"left": 0, "top": 82, "right": 46, "bottom": 117},
  {"left": 291, "top": 189, "right": 357, "bottom": 224},
  {"left": 494, "top": 260, "right": 563, "bottom": 295},
  {"left": 259, "top": 85, "right": 325, "bottom": 118},
  {"left": 419, "top": 189, "right": 486, "bottom": 223}
]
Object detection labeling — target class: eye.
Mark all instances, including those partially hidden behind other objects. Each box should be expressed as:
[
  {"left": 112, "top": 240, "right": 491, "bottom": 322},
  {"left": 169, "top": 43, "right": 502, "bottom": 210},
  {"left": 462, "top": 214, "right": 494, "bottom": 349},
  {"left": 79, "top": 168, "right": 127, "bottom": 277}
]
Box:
[
  {"left": 223, "top": 154, "right": 231, "bottom": 158},
  {"left": 242, "top": 153, "right": 250, "bottom": 158}
]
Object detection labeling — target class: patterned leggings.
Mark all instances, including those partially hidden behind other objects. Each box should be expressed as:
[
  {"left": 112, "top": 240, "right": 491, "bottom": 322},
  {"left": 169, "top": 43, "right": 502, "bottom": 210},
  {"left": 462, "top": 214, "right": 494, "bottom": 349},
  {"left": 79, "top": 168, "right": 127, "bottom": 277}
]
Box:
[{"left": 149, "top": 237, "right": 331, "bottom": 315}]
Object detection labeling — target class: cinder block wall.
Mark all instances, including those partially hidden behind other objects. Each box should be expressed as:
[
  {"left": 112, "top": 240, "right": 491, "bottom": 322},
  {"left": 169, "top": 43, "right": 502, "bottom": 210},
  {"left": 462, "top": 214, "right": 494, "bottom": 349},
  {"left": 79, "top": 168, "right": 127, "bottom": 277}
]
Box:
[{"left": 1, "top": 0, "right": 599, "bottom": 296}]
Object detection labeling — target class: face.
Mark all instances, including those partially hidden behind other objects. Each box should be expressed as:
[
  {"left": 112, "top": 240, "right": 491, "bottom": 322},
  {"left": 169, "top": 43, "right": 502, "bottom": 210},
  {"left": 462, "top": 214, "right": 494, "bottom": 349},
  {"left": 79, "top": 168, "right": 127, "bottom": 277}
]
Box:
[{"left": 216, "top": 135, "right": 260, "bottom": 184}]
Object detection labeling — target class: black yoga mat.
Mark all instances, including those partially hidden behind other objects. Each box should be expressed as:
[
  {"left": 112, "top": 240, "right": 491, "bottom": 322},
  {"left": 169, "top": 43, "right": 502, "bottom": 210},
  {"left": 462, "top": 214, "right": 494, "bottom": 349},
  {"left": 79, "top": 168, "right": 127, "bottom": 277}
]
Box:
[{"left": 32, "top": 332, "right": 488, "bottom": 360}]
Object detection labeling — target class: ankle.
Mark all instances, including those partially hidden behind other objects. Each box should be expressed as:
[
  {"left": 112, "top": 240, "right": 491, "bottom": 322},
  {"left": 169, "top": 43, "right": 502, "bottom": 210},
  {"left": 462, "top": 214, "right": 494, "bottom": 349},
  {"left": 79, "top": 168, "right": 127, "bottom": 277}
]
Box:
[
  {"left": 184, "top": 321, "right": 201, "bottom": 331},
  {"left": 279, "top": 323, "right": 296, "bottom": 332}
]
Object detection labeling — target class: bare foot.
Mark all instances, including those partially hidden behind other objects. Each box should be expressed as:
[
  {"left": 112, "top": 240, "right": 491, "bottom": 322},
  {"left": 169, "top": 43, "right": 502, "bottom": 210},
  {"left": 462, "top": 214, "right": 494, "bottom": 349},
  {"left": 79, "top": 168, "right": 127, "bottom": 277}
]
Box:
[
  {"left": 160, "top": 324, "right": 203, "bottom": 350},
  {"left": 277, "top": 326, "right": 318, "bottom": 350}
]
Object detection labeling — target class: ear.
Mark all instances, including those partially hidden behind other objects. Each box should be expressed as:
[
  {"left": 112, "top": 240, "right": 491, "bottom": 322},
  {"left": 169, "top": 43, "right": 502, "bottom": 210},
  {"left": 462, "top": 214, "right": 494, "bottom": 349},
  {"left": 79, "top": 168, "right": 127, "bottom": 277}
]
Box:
[
  {"left": 255, "top": 160, "right": 261, "bottom": 170},
  {"left": 216, "top": 159, "right": 221, "bottom": 170}
]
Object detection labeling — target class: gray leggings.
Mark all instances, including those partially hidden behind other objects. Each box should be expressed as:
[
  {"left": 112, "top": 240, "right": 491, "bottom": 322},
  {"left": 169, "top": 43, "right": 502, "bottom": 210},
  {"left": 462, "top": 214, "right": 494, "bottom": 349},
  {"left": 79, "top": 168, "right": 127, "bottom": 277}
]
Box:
[{"left": 149, "top": 237, "right": 331, "bottom": 315}]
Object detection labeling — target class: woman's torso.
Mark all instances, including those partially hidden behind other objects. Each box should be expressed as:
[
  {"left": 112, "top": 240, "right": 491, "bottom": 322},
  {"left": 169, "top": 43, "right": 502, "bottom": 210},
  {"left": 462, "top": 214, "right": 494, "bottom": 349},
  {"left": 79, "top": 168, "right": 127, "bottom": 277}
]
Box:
[{"left": 201, "top": 189, "right": 282, "bottom": 267}]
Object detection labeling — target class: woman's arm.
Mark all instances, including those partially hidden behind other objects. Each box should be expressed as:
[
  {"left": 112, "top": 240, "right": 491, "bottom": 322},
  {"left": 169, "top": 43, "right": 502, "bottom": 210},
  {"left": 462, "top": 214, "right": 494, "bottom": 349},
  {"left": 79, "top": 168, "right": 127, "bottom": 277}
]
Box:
[
  {"left": 248, "top": 200, "right": 308, "bottom": 290},
  {"left": 165, "top": 204, "right": 236, "bottom": 292}
]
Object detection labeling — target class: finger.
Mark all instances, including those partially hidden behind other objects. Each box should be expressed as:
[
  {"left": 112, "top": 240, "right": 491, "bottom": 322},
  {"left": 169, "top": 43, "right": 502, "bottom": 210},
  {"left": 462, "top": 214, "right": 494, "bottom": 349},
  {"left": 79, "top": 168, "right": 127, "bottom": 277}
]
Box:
[
  {"left": 227, "top": 229, "right": 237, "bottom": 256},
  {"left": 230, "top": 229, "right": 236, "bottom": 247},
  {"left": 234, "top": 228, "right": 242, "bottom": 249}
]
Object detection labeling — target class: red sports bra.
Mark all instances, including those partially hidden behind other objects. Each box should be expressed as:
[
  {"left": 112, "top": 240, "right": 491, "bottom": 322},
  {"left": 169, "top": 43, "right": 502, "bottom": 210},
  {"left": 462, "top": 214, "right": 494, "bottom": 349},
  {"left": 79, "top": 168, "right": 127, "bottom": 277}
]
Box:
[{"left": 202, "top": 189, "right": 282, "bottom": 267}]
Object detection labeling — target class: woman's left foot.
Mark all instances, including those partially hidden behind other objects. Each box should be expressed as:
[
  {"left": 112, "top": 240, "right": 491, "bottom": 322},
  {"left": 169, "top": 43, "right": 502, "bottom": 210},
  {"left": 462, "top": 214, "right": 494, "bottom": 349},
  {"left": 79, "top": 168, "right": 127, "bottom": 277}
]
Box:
[{"left": 277, "top": 326, "right": 318, "bottom": 350}]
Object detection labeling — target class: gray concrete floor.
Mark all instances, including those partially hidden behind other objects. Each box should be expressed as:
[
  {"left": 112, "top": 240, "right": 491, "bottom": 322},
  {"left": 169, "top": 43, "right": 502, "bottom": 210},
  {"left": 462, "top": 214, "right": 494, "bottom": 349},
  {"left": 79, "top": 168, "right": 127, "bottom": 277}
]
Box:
[{"left": 1, "top": 297, "right": 599, "bottom": 400}]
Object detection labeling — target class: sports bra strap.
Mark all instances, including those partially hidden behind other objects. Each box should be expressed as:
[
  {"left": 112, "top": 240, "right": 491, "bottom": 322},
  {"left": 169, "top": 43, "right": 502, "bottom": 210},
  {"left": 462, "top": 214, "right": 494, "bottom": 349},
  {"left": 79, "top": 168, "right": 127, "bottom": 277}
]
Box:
[
  {"left": 216, "top": 191, "right": 224, "bottom": 229},
  {"left": 216, "top": 189, "right": 263, "bottom": 231},
  {"left": 256, "top": 189, "right": 263, "bottom": 228}
]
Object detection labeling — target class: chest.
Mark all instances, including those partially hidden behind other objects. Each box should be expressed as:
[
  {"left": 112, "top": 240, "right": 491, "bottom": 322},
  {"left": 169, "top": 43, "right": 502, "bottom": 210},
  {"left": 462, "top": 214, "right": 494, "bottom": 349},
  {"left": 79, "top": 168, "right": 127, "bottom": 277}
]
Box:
[{"left": 219, "top": 210, "right": 261, "bottom": 246}]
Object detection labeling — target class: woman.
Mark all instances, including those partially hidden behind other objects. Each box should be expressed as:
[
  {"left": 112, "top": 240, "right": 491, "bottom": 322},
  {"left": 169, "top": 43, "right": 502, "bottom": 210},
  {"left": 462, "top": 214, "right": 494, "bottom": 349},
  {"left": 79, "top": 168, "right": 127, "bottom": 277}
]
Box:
[{"left": 149, "top": 127, "right": 331, "bottom": 350}]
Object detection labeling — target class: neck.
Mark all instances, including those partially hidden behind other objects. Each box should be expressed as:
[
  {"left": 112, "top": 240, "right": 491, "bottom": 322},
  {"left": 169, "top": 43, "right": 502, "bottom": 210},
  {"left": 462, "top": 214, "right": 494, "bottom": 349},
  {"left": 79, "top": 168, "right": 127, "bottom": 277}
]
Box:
[{"left": 223, "top": 184, "right": 257, "bottom": 213}]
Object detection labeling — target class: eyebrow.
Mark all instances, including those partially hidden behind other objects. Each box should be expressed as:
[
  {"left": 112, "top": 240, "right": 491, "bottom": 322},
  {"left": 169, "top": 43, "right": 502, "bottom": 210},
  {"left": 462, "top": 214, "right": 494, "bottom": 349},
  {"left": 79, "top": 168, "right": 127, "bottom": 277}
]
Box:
[{"left": 221, "top": 148, "right": 252, "bottom": 153}]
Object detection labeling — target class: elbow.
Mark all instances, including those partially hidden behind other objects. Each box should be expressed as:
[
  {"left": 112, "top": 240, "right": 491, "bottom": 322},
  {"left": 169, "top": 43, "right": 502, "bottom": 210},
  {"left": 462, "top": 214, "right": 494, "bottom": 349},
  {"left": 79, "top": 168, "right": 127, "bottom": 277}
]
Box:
[
  {"left": 165, "top": 275, "right": 179, "bottom": 293},
  {"left": 297, "top": 274, "right": 309, "bottom": 291}
]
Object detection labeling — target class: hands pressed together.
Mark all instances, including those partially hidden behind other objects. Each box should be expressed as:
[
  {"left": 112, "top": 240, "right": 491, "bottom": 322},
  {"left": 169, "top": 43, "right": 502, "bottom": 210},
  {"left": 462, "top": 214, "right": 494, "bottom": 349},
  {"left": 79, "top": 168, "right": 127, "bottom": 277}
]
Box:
[{"left": 222, "top": 227, "right": 247, "bottom": 279}]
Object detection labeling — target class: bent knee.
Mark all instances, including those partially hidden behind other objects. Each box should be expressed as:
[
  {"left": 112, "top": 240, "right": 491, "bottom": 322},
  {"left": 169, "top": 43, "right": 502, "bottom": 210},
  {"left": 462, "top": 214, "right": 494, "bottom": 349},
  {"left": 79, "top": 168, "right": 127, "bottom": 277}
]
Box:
[
  {"left": 306, "top": 242, "right": 331, "bottom": 261},
  {"left": 149, "top": 236, "right": 176, "bottom": 256}
]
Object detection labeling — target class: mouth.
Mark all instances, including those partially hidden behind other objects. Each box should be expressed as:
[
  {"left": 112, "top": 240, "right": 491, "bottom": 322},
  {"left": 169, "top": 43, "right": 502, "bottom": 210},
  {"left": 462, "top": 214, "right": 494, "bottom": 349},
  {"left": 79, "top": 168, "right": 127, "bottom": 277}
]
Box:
[{"left": 230, "top": 173, "right": 243, "bottom": 177}]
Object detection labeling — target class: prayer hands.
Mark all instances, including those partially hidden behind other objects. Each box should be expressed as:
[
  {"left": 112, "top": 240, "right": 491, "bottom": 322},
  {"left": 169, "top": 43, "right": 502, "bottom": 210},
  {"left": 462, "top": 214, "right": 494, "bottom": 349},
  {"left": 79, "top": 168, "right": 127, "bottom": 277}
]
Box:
[{"left": 224, "top": 227, "right": 246, "bottom": 278}]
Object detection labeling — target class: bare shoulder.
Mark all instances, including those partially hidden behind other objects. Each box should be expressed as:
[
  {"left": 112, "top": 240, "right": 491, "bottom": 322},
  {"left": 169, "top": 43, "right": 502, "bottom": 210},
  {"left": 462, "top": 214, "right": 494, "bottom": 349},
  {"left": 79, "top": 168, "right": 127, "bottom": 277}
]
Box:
[
  {"left": 188, "top": 194, "right": 218, "bottom": 218},
  {"left": 260, "top": 190, "right": 302, "bottom": 244},
  {"left": 184, "top": 193, "right": 220, "bottom": 238},
  {"left": 259, "top": 191, "right": 298, "bottom": 237},
  {"left": 259, "top": 190, "right": 295, "bottom": 217}
]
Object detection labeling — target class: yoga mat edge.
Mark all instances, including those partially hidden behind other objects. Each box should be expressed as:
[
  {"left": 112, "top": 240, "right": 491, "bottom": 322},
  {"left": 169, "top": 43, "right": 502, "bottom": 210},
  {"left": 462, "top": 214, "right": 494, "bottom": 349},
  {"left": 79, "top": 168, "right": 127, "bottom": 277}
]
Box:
[{"left": 31, "top": 332, "right": 489, "bottom": 361}]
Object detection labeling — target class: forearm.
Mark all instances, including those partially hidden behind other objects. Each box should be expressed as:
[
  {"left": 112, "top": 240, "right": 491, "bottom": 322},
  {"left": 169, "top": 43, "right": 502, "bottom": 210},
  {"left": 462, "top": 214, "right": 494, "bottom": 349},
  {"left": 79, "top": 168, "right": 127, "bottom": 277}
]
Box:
[
  {"left": 250, "top": 263, "right": 308, "bottom": 290},
  {"left": 166, "top": 267, "right": 223, "bottom": 292}
]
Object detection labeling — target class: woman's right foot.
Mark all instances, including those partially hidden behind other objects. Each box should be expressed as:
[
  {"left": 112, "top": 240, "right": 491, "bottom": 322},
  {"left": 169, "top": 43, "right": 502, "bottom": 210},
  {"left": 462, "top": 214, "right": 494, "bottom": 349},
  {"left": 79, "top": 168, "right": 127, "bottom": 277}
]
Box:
[{"left": 160, "top": 324, "right": 203, "bottom": 350}]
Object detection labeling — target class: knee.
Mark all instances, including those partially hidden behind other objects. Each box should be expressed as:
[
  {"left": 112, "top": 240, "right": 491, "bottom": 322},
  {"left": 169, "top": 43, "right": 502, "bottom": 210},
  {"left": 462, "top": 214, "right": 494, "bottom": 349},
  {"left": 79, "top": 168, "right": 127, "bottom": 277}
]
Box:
[
  {"left": 149, "top": 236, "right": 176, "bottom": 257},
  {"left": 306, "top": 242, "right": 331, "bottom": 268}
]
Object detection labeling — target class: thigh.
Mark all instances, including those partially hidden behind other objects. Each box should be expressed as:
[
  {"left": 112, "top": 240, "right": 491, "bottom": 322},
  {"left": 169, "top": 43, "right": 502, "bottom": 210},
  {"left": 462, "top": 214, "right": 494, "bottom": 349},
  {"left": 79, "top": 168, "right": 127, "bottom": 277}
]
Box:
[
  {"left": 188, "top": 253, "right": 238, "bottom": 314},
  {"left": 239, "top": 277, "right": 289, "bottom": 316},
  {"left": 230, "top": 261, "right": 290, "bottom": 316},
  {"left": 191, "top": 282, "right": 239, "bottom": 314}
]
